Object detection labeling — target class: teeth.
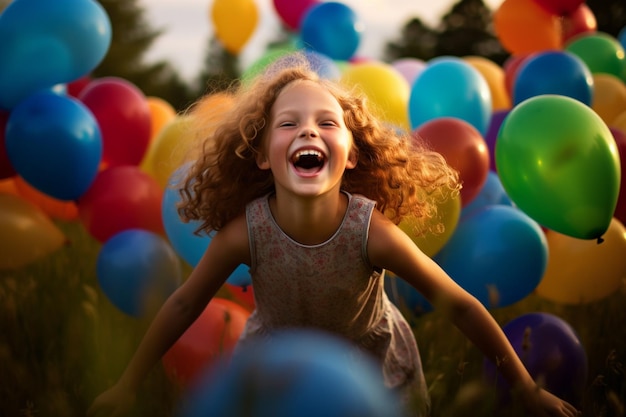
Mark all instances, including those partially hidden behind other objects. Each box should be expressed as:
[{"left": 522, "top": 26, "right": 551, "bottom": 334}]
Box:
[{"left": 293, "top": 149, "right": 323, "bottom": 160}]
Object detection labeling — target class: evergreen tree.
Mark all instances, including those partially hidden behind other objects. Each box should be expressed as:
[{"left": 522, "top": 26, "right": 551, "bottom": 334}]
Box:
[
  {"left": 384, "top": 18, "right": 439, "bottom": 62},
  {"left": 194, "top": 37, "right": 240, "bottom": 97}
]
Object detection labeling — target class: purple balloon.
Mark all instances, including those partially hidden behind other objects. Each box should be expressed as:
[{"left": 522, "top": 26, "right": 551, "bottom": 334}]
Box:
[
  {"left": 483, "top": 312, "right": 588, "bottom": 407},
  {"left": 484, "top": 110, "right": 509, "bottom": 172}
]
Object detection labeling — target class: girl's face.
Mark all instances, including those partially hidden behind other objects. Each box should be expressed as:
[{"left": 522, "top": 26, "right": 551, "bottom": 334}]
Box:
[{"left": 257, "top": 80, "right": 357, "bottom": 199}]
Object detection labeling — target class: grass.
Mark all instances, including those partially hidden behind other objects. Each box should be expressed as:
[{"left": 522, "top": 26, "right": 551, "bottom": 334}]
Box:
[{"left": 0, "top": 220, "right": 624, "bottom": 417}]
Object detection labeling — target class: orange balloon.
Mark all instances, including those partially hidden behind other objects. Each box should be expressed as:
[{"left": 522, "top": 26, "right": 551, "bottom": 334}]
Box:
[
  {"left": 146, "top": 96, "right": 176, "bottom": 142},
  {"left": 211, "top": 0, "right": 259, "bottom": 54},
  {"left": 493, "top": 0, "right": 563, "bottom": 55},
  {"left": 613, "top": 110, "right": 626, "bottom": 134},
  {"left": 0, "top": 177, "right": 19, "bottom": 195},
  {"left": 162, "top": 297, "right": 250, "bottom": 386},
  {"left": 591, "top": 74, "right": 626, "bottom": 126},
  {"left": 536, "top": 217, "right": 626, "bottom": 304},
  {"left": 464, "top": 56, "right": 512, "bottom": 111},
  {"left": 0, "top": 194, "right": 66, "bottom": 269},
  {"left": 14, "top": 176, "right": 79, "bottom": 221}
]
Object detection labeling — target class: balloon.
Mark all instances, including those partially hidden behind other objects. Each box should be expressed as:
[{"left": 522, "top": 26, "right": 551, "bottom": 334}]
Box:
[
  {"left": 610, "top": 127, "right": 626, "bottom": 225},
  {"left": 78, "top": 166, "right": 164, "bottom": 242},
  {"left": 161, "top": 168, "right": 252, "bottom": 287},
  {"left": 162, "top": 297, "right": 251, "bottom": 386},
  {"left": 409, "top": 57, "right": 492, "bottom": 135},
  {"left": 614, "top": 110, "right": 626, "bottom": 134},
  {"left": 96, "top": 229, "right": 182, "bottom": 317},
  {"left": 5, "top": 92, "right": 102, "bottom": 200},
  {"left": 532, "top": 0, "right": 584, "bottom": 15},
  {"left": 66, "top": 75, "right": 92, "bottom": 98},
  {"left": 561, "top": 3, "right": 597, "bottom": 44},
  {"left": 434, "top": 205, "right": 547, "bottom": 308},
  {"left": 493, "top": 0, "right": 562, "bottom": 55},
  {"left": 0, "top": 193, "right": 66, "bottom": 270},
  {"left": 241, "top": 46, "right": 298, "bottom": 83},
  {"left": 146, "top": 96, "right": 176, "bottom": 142},
  {"left": 536, "top": 217, "right": 626, "bottom": 304},
  {"left": 415, "top": 117, "right": 490, "bottom": 205},
  {"left": 398, "top": 191, "right": 461, "bottom": 258},
  {"left": 272, "top": 0, "right": 320, "bottom": 31},
  {"left": 483, "top": 109, "right": 509, "bottom": 172},
  {"left": 565, "top": 32, "right": 626, "bottom": 80},
  {"left": 502, "top": 54, "right": 532, "bottom": 100},
  {"left": 391, "top": 58, "right": 426, "bottom": 86},
  {"left": 178, "top": 329, "right": 405, "bottom": 417},
  {"left": 225, "top": 283, "right": 255, "bottom": 311},
  {"left": 483, "top": 313, "right": 587, "bottom": 407},
  {"left": 141, "top": 115, "right": 195, "bottom": 188},
  {"left": 463, "top": 56, "right": 511, "bottom": 111},
  {"left": 14, "top": 176, "right": 78, "bottom": 221},
  {"left": 211, "top": 0, "right": 259, "bottom": 55},
  {"left": 460, "top": 171, "right": 512, "bottom": 220},
  {"left": 384, "top": 273, "right": 433, "bottom": 316},
  {"left": 0, "top": 0, "right": 111, "bottom": 109},
  {"left": 0, "top": 110, "right": 15, "bottom": 179},
  {"left": 340, "top": 61, "right": 410, "bottom": 130},
  {"left": 495, "top": 95, "right": 620, "bottom": 240},
  {"left": 300, "top": 2, "right": 363, "bottom": 61},
  {"left": 512, "top": 50, "right": 593, "bottom": 106},
  {"left": 79, "top": 77, "right": 152, "bottom": 167},
  {"left": 591, "top": 74, "right": 626, "bottom": 125}
]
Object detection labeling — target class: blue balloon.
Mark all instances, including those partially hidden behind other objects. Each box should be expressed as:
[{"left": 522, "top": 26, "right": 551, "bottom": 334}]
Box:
[
  {"left": 300, "top": 2, "right": 362, "bottom": 61},
  {"left": 409, "top": 57, "right": 492, "bottom": 135},
  {"left": 384, "top": 272, "right": 432, "bottom": 316},
  {"left": 162, "top": 170, "right": 252, "bottom": 288},
  {"left": 513, "top": 50, "right": 594, "bottom": 106},
  {"left": 5, "top": 91, "right": 102, "bottom": 200},
  {"left": 97, "top": 229, "right": 182, "bottom": 317},
  {"left": 434, "top": 205, "right": 547, "bottom": 308},
  {"left": 0, "top": 0, "right": 111, "bottom": 109},
  {"left": 179, "top": 330, "right": 404, "bottom": 417},
  {"left": 461, "top": 171, "right": 513, "bottom": 220},
  {"left": 483, "top": 313, "right": 588, "bottom": 407}
]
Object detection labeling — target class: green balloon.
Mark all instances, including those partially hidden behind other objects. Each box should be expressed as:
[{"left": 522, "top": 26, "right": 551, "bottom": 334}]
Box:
[
  {"left": 565, "top": 32, "right": 626, "bottom": 82},
  {"left": 495, "top": 95, "right": 620, "bottom": 240}
]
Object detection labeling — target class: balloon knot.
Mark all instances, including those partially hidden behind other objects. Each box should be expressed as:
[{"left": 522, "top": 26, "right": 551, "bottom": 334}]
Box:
[
  {"left": 241, "top": 285, "right": 248, "bottom": 293},
  {"left": 597, "top": 237, "right": 604, "bottom": 244}
]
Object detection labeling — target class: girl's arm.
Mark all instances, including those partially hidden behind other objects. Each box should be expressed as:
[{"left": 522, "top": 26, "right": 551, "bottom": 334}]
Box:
[
  {"left": 367, "top": 211, "right": 580, "bottom": 417},
  {"left": 87, "top": 215, "right": 250, "bottom": 417}
]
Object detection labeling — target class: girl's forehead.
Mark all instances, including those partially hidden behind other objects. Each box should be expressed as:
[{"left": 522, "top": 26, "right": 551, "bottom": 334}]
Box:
[{"left": 273, "top": 80, "right": 341, "bottom": 109}]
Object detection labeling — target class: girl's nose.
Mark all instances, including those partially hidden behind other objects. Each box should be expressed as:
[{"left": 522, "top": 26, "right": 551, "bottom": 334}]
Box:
[{"left": 298, "top": 127, "right": 318, "bottom": 138}]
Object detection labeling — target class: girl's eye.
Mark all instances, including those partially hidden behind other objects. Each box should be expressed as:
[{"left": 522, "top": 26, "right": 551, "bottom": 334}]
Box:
[
  {"left": 279, "top": 121, "right": 295, "bottom": 127},
  {"left": 320, "top": 121, "right": 337, "bottom": 127}
]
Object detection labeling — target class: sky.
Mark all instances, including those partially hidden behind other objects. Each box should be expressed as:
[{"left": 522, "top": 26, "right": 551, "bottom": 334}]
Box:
[{"left": 141, "top": 0, "right": 505, "bottom": 81}]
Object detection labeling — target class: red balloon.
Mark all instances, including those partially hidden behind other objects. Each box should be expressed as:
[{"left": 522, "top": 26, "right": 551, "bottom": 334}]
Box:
[
  {"left": 77, "top": 166, "right": 164, "bottom": 242},
  {"left": 0, "top": 110, "right": 16, "bottom": 179},
  {"left": 503, "top": 53, "right": 532, "bottom": 100},
  {"left": 532, "top": 0, "right": 585, "bottom": 15},
  {"left": 561, "top": 3, "right": 597, "bottom": 44},
  {"left": 162, "top": 297, "right": 250, "bottom": 386},
  {"left": 226, "top": 283, "right": 255, "bottom": 311},
  {"left": 79, "top": 77, "right": 151, "bottom": 167},
  {"left": 272, "top": 0, "right": 319, "bottom": 30},
  {"left": 415, "top": 117, "right": 490, "bottom": 206},
  {"left": 67, "top": 75, "right": 92, "bottom": 98}
]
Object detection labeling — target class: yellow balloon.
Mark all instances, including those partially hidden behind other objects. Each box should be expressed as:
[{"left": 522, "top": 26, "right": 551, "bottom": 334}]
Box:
[
  {"left": 0, "top": 193, "right": 66, "bottom": 270},
  {"left": 464, "top": 56, "right": 512, "bottom": 111},
  {"left": 340, "top": 61, "right": 411, "bottom": 130},
  {"left": 591, "top": 74, "right": 626, "bottom": 126},
  {"left": 211, "top": 0, "right": 259, "bottom": 54},
  {"left": 398, "top": 192, "right": 461, "bottom": 258},
  {"left": 536, "top": 217, "right": 626, "bottom": 304},
  {"left": 611, "top": 109, "right": 626, "bottom": 133}
]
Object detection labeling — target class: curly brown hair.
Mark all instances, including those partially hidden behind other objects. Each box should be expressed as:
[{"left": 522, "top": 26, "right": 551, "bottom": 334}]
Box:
[{"left": 177, "top": 55, "right": 460, "bottom": 236}]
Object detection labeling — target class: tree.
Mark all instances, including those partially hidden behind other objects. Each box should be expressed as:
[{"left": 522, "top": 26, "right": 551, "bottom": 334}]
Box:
[
  {"left": 582, "top": 0, "right": 625, "bottom": 39},
  {"left": 384, "top": 18, "right": 439, "bottom": 62},
  {"left": 94, "top": 0, "right": 196, "bottom": 111},
  {"left": 194, "top": 38, "right": 240, "bottom": 97}
]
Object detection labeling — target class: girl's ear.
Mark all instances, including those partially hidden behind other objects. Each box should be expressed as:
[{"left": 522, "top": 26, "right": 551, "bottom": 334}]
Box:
[
  {"left": 346, "top": 147, "right": 358, "bottom": 169},
  {"left": 256, "top": 152, "right": 271, "bottom": 170}
]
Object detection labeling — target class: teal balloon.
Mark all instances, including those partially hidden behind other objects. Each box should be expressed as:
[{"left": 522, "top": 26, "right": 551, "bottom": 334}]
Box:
[
  {"left": 409, "top": 57, "right": 492, "bottom": 135},
  {"left": 495, "top": 95, "right": 620, "bottom": 240},
  {"left": 0, "top": 0, "right": 111, "bottom": 109}
]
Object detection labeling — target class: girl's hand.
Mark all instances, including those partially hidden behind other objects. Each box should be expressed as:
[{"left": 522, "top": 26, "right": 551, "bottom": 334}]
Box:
[
  {"left": 521, "top": 386, "right": 581, "bottom": 417},
  {"left": 86, "top": 384, "right": 136, "bottom": 417}
]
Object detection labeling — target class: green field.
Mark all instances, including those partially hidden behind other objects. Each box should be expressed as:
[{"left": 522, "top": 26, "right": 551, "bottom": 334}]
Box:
[{"left": 1, "top": 220, "right": 624, "bottom": 416}]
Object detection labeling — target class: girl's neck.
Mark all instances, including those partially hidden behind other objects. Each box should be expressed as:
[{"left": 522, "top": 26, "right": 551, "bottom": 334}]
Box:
[{"left": 269, "top": 190, "right": 349, "bottom": 245}]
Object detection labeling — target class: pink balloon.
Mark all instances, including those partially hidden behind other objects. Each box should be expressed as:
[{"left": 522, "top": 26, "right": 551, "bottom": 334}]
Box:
[
  {"left": 610, "top": 127, "right": 626, "bottom": 226},
  {"left": 272, "top": 0, "right": 319, "bottom": 31},
  {"left": 79, "top": 77, "right": 151, "bottom": 167},
  {"left": 391, "top": 58, "right": 426, "bottom": 86},
  {"left": 561, "top": 3, "right": 597, "bottom": 44}
]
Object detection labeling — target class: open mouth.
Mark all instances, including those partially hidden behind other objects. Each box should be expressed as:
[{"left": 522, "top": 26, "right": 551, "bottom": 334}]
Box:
[{"left": 291, "top": 149, "right": 326, "bottom": 174}]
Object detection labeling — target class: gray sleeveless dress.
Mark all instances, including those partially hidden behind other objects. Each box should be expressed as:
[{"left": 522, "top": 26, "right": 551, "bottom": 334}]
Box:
[{"left": 237, "top": 192, "right": 430, "bottom": 415}]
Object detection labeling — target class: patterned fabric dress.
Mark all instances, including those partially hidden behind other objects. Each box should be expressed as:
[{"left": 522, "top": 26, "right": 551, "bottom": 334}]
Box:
[{"left": 237, "top": 192, "right": 430, "bottom": 415}]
